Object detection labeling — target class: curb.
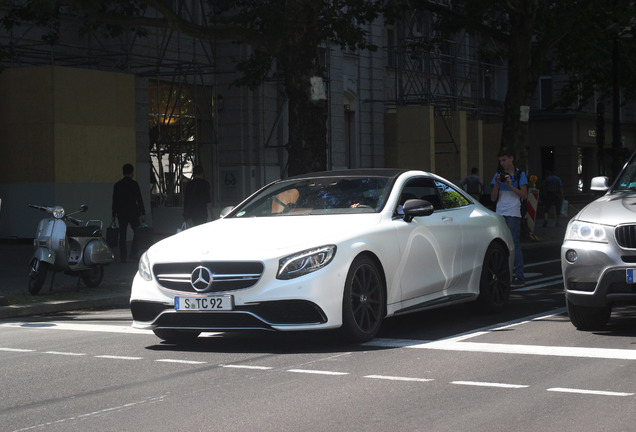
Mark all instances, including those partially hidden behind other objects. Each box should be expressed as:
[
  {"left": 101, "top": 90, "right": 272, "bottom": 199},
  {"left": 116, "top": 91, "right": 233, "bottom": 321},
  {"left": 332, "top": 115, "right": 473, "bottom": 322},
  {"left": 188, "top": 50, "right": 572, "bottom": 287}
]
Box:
[{"left": 0, "top": 294, "right": 130, "bottom": 319}]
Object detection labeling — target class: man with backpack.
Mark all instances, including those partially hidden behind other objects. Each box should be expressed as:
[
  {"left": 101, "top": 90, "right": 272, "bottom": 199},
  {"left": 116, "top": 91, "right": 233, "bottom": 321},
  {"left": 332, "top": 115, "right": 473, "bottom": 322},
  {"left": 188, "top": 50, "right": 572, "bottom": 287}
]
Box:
[{"left": 490, "top": 147, "right": 528, "bottom": 288}]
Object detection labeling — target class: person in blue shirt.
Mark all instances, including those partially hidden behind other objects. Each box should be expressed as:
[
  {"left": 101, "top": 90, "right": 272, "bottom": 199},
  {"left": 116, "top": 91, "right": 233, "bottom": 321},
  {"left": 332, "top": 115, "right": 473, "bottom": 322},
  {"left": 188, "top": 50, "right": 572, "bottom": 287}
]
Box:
[{"left": 490, "top": 147, "right": 528, "bottom": 288}]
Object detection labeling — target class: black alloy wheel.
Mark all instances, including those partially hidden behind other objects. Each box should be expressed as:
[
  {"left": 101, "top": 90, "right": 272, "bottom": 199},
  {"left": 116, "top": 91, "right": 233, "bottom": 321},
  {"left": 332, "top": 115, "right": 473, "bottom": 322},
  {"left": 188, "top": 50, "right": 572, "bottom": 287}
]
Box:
[
  {"left": 341, "top": 255, "right": 385, "bottom": 342},
  {"left": 476, "top": 242, "right": 510, "bottom": 313}
]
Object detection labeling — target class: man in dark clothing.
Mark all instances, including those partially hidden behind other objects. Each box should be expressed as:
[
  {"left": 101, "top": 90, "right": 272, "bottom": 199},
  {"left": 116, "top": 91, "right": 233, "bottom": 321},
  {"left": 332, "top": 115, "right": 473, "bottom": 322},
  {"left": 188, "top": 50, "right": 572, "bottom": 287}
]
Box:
[
  {"left": 112, "top": 163, "right": 146, "bottom": 263},
  {"left": 460, "top": 167, "right": 483, "bottom": 200},
  {"left": 542, "top": 170, "right": 564, "bottom": 227},
  {"left": 183, "top": 165, "right": 213, "bottom": 226}
]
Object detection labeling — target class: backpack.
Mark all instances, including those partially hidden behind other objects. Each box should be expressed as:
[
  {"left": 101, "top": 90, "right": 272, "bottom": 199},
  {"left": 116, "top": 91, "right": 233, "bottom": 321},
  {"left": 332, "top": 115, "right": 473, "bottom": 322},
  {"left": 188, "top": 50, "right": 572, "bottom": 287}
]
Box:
[{"left": 515, "top": 169, "right": 528, "bottom": 218}]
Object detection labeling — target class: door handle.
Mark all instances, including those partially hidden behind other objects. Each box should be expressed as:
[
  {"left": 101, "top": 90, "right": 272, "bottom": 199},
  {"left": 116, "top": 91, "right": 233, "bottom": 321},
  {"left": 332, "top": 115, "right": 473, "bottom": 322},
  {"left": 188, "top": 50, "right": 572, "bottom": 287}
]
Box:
[{"left": 442, "top": 216, "right": 454, "bottom": 223}]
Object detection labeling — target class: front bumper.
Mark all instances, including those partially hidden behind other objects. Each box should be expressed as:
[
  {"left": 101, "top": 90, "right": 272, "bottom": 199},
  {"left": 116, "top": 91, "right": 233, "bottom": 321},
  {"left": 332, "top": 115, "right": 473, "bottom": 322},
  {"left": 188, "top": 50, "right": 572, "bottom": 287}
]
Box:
[
  {"left": 130, "top": 259, "right": 347, "bottom": 332},
  {"left": 561, "top": 240, "right": 636, "bottom": 307},
  {"left": 130, "top": 298, "right": 328, "bottom": 331}
]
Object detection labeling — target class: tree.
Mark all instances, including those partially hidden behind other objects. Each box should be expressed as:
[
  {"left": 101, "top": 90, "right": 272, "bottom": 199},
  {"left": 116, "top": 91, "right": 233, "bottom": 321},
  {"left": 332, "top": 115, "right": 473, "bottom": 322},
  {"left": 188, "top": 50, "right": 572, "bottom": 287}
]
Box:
[{"left": 1, "top": 0, "right": 382, "bottom": 176}]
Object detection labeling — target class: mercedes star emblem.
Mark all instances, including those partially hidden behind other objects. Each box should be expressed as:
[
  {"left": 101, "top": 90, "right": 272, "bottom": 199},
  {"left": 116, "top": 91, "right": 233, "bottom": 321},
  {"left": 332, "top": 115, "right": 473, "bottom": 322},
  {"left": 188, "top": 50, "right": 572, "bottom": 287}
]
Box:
[{"left": 190, "top": 266, "right": 214, "bottom": 292}]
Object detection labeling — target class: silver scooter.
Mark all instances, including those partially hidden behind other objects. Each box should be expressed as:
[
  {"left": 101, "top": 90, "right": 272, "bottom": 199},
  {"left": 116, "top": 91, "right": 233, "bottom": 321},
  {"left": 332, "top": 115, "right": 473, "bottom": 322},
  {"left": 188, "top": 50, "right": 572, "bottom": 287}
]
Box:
[{"left": 28, "top": 204, "right": 114, "bottom": 295}]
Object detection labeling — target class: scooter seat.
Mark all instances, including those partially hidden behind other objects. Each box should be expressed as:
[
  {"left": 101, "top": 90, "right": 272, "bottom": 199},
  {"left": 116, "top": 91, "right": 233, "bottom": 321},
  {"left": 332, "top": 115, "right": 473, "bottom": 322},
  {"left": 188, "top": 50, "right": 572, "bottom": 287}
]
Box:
[{"left": 66, "top": 225, "right": 102, "bottom": 237}]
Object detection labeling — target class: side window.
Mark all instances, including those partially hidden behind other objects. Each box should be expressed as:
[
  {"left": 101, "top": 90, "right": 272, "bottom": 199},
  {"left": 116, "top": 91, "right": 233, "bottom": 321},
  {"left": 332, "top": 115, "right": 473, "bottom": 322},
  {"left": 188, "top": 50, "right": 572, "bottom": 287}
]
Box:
[
  {"left": 396, "top": 178, "right": 444, "bottom": 215},
  {"left": 434, "top": 180, "right": 471, "bottom": 209}
]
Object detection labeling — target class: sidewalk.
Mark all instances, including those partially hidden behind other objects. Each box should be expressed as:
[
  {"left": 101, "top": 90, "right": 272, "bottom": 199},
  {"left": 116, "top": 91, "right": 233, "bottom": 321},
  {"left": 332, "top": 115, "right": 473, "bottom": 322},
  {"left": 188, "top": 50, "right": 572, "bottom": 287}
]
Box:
[
  {"left": 0, "top": 239, "right": 138, "bottom": 319},
  {"left": 0, "top": 222, "right": 566, "bottom": 320}
]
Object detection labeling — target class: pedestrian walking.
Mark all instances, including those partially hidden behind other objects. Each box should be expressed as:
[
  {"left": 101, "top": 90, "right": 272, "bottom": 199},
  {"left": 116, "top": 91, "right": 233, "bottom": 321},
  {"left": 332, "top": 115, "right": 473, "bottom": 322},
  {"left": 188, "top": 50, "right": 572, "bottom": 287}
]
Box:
[
  {"left": 461, "top": 167, "right": 483, "bottom": 201},
  {"left": 490, "top": 147, "right": 528, "bottom": 288},
  {"left": 542, "top": 170, "right": 564, "bottom": 227},
  {"left": 183, "top": 165, "right": 213, "bottom": 226},
  {"left": 111, "top": 163, "right": 146, "bottom": 263}
]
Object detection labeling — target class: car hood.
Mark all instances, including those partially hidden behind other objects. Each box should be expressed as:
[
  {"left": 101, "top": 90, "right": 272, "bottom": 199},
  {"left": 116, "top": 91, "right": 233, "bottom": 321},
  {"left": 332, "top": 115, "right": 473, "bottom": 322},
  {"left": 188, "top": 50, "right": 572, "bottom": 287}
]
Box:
[
  {"left": 576, "top": 191, "right": 636, "bottom": 226},
  {"left": 149, "top": 214, "right": 383, "bottom": 262}
]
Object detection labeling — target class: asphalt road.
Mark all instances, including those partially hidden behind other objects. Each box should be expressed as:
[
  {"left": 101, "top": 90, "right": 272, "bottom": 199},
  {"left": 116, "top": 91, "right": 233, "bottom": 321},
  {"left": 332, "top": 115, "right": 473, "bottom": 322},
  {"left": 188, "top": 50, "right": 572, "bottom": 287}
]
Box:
[{"left": 2, "top": 243, "right": 635, "bottom": 432}]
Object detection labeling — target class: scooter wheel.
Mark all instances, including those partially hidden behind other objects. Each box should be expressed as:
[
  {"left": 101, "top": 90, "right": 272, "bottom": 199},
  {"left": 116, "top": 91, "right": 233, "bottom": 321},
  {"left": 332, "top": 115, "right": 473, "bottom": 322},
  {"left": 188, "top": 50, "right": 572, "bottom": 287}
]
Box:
[
  {"left": 81, "top": 265, "right": 104, "bottom": 287},
  {"left": 28, "top": 260, "right": 49, "bottom": 295}
]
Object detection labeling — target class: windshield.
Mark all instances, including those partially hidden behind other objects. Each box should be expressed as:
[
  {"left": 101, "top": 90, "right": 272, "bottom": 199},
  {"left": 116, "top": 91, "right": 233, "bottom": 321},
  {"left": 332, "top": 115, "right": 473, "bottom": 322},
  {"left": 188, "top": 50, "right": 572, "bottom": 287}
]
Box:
[
  {"left": 614, "top": 155, "right": 636, "bottom": 191},
  {"left": 227, "top": 176, "right": 392, "bottom": 218}
]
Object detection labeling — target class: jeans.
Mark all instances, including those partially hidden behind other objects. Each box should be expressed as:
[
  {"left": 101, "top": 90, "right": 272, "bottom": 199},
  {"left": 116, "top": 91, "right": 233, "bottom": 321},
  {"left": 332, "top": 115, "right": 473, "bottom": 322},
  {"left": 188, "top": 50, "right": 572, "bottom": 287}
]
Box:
[{"left": 504, "top": 216, "right": 524, "bottom": 279}]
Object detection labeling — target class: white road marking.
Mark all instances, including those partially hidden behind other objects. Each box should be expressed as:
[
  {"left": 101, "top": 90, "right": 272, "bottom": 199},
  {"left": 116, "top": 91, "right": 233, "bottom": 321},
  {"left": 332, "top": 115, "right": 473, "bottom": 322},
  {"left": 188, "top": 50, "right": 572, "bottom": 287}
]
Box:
[
  {"left": 514, "top": 275, "right": 563, "bottom": 291},
  {"left": 95, "top": 355, "right": 143, "bottom": 360},
  {"left": 10, "top": 395, "right": 167, "bottom": 432},
  {"left": 451, "top": 381, "right": 529, "bottom": 389},
  {"left": 222, "top": 364, "right": 273, "bottom": 370},
  {"left": 43, "top": 351, "right": 86, "bottom": 356},
  {"left": 287, "top": 369, "right": 349, "bottom": 376},
  {"left": 365, "top": 375, "right": 433, "bottom": 382},
  {"left": 0, "top": 347, "right": 34, "bottom": 352},
  {"left": 525, "top": 259, "right": 560, "bottom": 268},
  {"left": 156, "top": 359, "right": 207, "bottom": 365},
  {"left": 547, "top": 387, "right": 634, "bottom": 397},
  {"left": 0, "top": 321, "right": 152, "bottom": 334}
]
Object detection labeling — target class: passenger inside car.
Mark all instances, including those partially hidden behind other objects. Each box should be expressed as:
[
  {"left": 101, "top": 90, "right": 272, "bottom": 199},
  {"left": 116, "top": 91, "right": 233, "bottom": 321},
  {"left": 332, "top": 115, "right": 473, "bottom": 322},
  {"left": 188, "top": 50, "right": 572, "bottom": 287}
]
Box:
[{"left": 271, "top": 188, "right": 300, "bottom": 213}]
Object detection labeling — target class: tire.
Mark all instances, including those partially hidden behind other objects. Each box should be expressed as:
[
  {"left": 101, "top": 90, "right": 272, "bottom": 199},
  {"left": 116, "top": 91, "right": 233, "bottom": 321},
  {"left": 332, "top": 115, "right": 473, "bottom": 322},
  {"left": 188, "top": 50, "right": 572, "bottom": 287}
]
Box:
[
  {"left": 476, "top": 242, "right": 510, "bottom": 313},
  {"left": 28, "top": 259, "right": 49, "bottom": 295},
  {"left": 340, "top": 255, "right": 385, "bottom": 342},
  {"left": 153, "top": 329, "right": 201, "bottom": 344},
  {"left": 566, "top": 298, "right": 611, "bottom": 330},
  {"left": 81, "top": 265, "right": 104, "bottom": 288}
]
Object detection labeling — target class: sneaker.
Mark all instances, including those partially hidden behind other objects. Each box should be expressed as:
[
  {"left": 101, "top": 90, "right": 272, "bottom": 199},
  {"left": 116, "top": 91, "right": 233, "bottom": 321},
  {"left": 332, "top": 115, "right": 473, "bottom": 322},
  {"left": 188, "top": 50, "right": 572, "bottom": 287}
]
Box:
[{"left": 511, "top": 277, "right": 525, "bottom": 288}]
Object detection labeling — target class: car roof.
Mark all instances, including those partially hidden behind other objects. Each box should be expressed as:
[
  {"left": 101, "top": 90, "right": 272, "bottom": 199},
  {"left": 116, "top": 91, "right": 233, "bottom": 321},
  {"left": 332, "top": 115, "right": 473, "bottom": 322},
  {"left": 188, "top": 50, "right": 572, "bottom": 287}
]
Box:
[{"left": 285, "top": 168, "right": 411, "bottom": 181}]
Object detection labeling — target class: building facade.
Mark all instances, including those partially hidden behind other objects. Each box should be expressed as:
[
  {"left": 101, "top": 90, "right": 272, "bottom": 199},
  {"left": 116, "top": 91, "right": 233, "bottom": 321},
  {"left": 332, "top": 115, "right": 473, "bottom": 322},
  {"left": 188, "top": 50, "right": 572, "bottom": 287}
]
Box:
[{"left": 0, "top": 4, "right": 633, "bottom": 239}]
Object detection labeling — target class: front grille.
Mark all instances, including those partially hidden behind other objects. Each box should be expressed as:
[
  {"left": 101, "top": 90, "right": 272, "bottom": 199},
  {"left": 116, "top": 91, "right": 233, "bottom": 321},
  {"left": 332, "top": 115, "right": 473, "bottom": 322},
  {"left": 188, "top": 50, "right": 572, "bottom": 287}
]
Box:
[
  {"left": 615, "top": 225, "right": 636, "bottom": 248},
  {"left": 153, "top": 261, "right": 264, "bottom": 293}
]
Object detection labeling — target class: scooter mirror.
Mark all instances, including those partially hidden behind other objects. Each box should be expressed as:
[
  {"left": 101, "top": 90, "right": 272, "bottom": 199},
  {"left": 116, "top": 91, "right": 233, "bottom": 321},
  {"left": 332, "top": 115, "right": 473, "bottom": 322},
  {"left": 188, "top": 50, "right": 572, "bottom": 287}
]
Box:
[{"left": 80, "top": 204, "right": 89, "bottom": 212}]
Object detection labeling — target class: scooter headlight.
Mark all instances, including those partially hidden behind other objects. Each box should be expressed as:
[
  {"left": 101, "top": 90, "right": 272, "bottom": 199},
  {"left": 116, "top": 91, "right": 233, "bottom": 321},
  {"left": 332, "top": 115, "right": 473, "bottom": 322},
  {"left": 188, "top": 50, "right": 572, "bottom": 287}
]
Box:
[
  {"left": 52, "top": 206, "right": 65, "bottom": 219},
  {"left": 139, "top": 251, "right": 152, "bottom": 281}
]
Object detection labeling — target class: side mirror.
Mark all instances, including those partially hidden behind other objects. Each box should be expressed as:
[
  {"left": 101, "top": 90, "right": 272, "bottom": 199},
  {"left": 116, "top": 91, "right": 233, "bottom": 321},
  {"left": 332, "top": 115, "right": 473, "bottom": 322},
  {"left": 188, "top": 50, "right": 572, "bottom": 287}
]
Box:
[
  {"left": 80, "top": 204, "right": 89, "bottom": 212},
  {"left": 590, "top": 176, "right": 610, "bottom": 192},
  {"left": 403, "top": 199, "right": 434, "bottom": 222},
  {"left": 219, "top": 206, "right": 234, "bottom": 218}
]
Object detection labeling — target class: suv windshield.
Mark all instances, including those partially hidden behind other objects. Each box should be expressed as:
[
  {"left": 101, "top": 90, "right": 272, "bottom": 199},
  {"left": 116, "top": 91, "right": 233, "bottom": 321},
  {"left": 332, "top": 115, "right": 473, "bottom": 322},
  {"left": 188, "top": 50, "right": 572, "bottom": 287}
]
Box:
[
  {"left": 614, "top": 154, "right": 636, "bottom": 191},
  {"left": 227, "top": 176, "right": 391, "bottom": 218}
]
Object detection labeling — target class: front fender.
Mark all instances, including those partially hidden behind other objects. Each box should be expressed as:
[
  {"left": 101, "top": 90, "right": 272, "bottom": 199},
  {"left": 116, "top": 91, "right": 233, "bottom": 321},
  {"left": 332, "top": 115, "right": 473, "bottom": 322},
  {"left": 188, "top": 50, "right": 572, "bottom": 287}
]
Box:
[{"left": 30, "top": 248, "right": 56, "bottom": 265}]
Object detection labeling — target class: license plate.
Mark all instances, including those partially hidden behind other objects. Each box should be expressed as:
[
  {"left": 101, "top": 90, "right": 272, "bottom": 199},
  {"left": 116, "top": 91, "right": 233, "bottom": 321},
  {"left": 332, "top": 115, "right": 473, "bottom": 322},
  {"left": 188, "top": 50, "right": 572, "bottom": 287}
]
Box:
[
  {"left": 174, "top": 295, "right": 233, "bottom": 311},
  {"left": 627, "top": 269, "right": 635, "bottom": 284}
]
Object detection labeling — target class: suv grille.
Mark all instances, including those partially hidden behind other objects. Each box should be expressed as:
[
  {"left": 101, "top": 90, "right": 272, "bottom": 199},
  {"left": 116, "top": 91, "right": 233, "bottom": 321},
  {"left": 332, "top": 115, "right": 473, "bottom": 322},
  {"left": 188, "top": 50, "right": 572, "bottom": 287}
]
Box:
[
  {"left": 153, "top": 261, "right": 264, "bottom": 293},
  {"left": 615, "top": 225, "right": 636, "bottom": 248}
]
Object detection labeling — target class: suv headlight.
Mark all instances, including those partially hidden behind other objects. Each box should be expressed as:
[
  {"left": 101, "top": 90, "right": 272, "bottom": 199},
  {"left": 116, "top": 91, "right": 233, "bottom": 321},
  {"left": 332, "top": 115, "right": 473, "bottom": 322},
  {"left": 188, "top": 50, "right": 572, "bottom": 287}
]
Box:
[
  {"left": 277, "top": 245, "right": 336, "bottom": 280},
  {"left": 565, "top": 220, "right": 608, "bottom": 243},
  {"left": 139, "top": 251, "right": 152, "bottom": 281}
]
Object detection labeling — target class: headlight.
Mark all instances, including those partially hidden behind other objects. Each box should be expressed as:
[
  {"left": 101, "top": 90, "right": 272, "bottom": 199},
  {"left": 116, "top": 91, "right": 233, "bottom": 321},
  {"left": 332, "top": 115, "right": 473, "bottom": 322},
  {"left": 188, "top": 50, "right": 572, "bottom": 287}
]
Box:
[
  {"left": 52, "top": 206, "right": 65, "bottom": 219},
  {"left": 565, "top": 221, "right": 608, "bottom": 243},
  {"left": 139, "top": 251, "right": 152, "bottom": 281},
  {"left": 277, "top": 245, "right": 336, "bottom": 280}
]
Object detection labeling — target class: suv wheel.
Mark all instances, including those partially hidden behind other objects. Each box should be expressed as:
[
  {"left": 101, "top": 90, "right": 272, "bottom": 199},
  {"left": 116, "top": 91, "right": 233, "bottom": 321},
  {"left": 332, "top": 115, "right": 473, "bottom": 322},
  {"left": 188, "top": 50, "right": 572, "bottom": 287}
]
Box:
[{"left": 566, "top": 299, "right": 611, "bottom": 330}]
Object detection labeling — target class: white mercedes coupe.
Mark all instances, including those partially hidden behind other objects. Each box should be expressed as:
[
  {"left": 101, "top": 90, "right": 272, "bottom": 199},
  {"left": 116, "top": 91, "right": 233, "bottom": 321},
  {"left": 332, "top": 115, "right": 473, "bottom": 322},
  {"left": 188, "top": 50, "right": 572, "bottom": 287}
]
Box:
[{"left": 131, "top": 169, "right": 514, "bottom": 343}]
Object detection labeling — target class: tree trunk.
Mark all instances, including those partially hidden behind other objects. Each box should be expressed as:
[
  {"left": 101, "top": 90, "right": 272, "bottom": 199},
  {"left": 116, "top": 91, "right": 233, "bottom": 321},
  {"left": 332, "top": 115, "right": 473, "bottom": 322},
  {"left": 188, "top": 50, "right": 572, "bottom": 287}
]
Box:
[
  {"left": 500, "top": 4, "right": 542, "bottom": 171},
  {"left": 282, "top": 0, "right": 328, "bottom": 177}
]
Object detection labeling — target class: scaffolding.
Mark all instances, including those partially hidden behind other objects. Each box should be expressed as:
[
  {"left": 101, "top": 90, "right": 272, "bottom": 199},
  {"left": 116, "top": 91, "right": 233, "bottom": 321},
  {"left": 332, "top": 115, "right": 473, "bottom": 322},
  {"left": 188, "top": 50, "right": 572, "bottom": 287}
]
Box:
[{"left": 393, "top": 10, "right": 506, "bottom": 153}]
